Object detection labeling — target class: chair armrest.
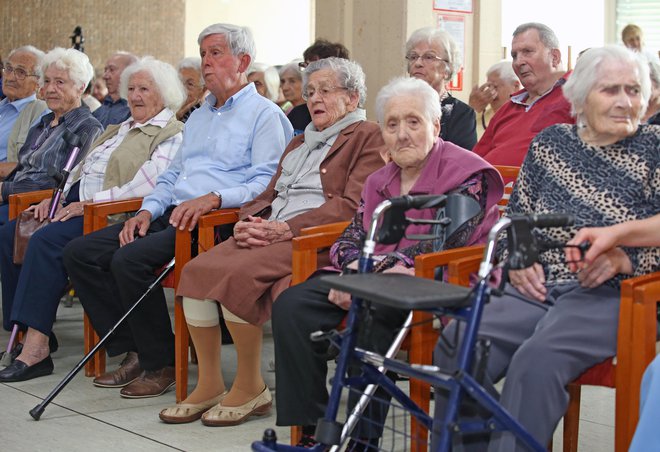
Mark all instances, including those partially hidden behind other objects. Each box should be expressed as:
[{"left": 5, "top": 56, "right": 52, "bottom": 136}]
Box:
[
  {"left": 447, "top": 255, "right": 482, "bottom": 287},
  {"left": 8, "top": 189, "right": 54, "bottom": 220},
  {"left": 300, "top": 221, "right": 350, "bottom": 237},
  {"left": 82, "top": 198, "right": 144, "bottom": 234},
  {"left": 291, "top": 229, "right": 345, "bottom": 285},
  {"left": 414, "top": 245, "right": 484, "bottom": 282},
  {"left": 197, "top": 208, "right": 240, "bottom": 254}
]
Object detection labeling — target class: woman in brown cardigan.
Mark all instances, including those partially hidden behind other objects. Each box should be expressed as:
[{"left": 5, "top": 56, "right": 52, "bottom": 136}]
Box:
[{"left": 159, "top": 57, "right": 385, "bottom": 426}]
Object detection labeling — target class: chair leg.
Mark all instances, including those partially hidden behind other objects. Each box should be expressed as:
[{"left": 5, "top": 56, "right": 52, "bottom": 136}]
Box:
[
  {"left": 563, "top": 383, "right": 581, "bottom": 452},
  {"left": 290, "top": 426, "right": 302, "bottom": 446}
]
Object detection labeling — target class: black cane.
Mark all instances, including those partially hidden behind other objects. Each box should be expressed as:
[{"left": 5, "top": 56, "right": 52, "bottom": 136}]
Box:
[{"left": 29, "top": 257, "right": 176, "bottom": 420}]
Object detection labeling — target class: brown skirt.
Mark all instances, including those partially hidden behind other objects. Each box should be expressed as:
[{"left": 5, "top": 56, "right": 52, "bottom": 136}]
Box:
[{"left": 176, "top": 237, "right": 294, "bottom": 326}]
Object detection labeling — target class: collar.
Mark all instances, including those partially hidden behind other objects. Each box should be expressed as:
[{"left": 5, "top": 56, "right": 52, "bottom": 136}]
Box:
[
  {"left": 510, "top": 73, "right": 568, "bottom": 110},
  {"left": 0, "top": 93, "right": 37, "bottom": 110},
  {"left": 102, "top": 95, "right": 128, "bottom": 106},
  {"left": 38, "top": 104, "right": 87, "bottom": 128},
  {"left": 126, "top": 108, "right": 175, "bottom": 134},
  {"left": 205, "top": 83, "right": 255, "bottom": 112}
]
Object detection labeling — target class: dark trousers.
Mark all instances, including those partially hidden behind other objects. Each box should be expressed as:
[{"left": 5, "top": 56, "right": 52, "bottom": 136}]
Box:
[
  {"left": 62, "top": 211, "right": 176, "bottom": 370},
  {"left": 0, "top": 215, "right": 83, "bottom": 333},
  {"left": 273, "top": 275, "right": 408, "bottom": 437},
  {"left": 0, "top": 203, "right": 8, "bottom": 226}
]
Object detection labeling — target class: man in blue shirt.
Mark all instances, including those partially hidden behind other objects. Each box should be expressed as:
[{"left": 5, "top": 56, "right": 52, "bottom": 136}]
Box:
[
  {"left": 92, "top": 52, "right": 137, "bottom": 127},
  {"left": 0, "top": 46, "right": 48, "bottom": 178},
  {"left": 64, "top": 23, "right": 293, "bottom": 399}
]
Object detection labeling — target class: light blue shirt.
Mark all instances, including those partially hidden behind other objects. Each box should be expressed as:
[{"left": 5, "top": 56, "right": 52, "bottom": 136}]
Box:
[
  {"left": 141, "top": 83, "right": 294, "bottom": 220},
  {"left": 0, "top": 93, "right": 42, "bottom": 161}
]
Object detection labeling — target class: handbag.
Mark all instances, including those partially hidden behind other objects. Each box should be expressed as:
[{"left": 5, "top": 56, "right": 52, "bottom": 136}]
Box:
[{"left": 13, "top": 210, "right": 50, "bottom": 265}]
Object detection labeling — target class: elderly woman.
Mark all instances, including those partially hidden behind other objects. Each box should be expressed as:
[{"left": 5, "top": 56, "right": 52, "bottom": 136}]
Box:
[
  {"left": 0, "top": 47, "right": 102, "bottom": 224},
  {"left": 644, "top": 60, "right": 660, "bottom": 124},
  {"left": 247, "top": 62, "right": 280, "bottom": 103},
  {"left": 471, "top": 61, "right": 521, "bottom": 138},
  {"left": 175, "top": 57, "right": 206, "bottom": 122},
  {"left": 159, "top": 57, "right": 385, "bottom": 425},
  {"left": 0, "top": 56, "right": 185, "bottom": 382},
  {"left": 271, "top": 76, "right": 504, "bottom": 447},
  {"left": 279, "top": 59, "right": 304, "bottom": 114},
  {"left": 432, "top": 45, "right": 659, "bottom": 451},
  {"left": 406, "top": 27, "right": 477, "bottom": 150}
]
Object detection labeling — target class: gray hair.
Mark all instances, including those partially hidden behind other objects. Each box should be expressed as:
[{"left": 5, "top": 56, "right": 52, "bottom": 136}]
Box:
[
  {"left": 8, "top": 45, "right": 45, "bottom": 78},
  {"left": 41, "top": 47, "right": 94, "bottom": 91},
  {"left": 563, "top": 45, "right": 651, "bottom": 120},
  {"left": 649, "top": 59, "right": 660, "bottom": 88},
  {"left": 279, "top": 60, "right": 303, "bottom": 81},
  {"left": 375, "top": 76, "right": 441, "bottom": 126},
  {"left": 197, "top": 23, "right": 256, "bottom": 61},
  {"left": 120, "top": 57, "right": 186, "bottom": 112},
  {"left": 113, "top": 51, "right": 139, "bottom": 68},
  {"left": 486, "top": 60, "right": 519, "bottom": 85},
  {"left": 177, "top": 56, "right": 204, "bottom": 86},
  {"left": 405, "top": 27, "right": 461, "bottom": 80},
  {"left": 513, "top": 23, "right": 560, "bottom": 50},
  {"left": 248, "top": 62, "right": 280, "bottom": 102},
  {"left": 302, "top": 57, "right": 367, "bottom": 108}
]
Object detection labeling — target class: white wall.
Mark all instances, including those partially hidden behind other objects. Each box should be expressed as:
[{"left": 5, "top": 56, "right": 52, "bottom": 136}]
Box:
[{"left": 184, "top": 0, "right": 313, "bottom": 66}]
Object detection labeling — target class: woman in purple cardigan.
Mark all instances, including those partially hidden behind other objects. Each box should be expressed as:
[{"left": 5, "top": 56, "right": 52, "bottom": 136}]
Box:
[{"left": 272, "top": 77, "right": 504, "bottom": 448}]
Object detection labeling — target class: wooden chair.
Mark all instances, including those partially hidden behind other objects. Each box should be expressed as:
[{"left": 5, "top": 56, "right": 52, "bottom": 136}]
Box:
[
  {"left": 492, "top": 165, "right": 520, "bottom": 216},
  {"left": 445, "top": 253, "right": 660, "bottom": 452}
]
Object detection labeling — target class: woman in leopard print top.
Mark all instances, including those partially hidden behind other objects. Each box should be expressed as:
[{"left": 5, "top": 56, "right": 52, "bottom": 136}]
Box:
[{"left": 433, "top": 45, "right": 659, "bottom": 452}]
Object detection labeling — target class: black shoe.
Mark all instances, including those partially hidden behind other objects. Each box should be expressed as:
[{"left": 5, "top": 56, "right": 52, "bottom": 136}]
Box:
[
  {"left": 0, "top": 356, "right": 54, "bottom": 382},
  {"left": 49, "top": 332, "right": 58, "bottom": 354}
]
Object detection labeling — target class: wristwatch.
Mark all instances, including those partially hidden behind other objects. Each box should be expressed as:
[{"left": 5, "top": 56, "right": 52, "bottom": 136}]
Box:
[{"left": 211, "top": 190, "right": 222, "bottom": 208}]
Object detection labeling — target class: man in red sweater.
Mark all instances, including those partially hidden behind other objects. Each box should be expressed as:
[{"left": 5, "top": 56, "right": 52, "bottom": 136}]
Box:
[{"left": 474, "top": 23, "right": 575, "bottom": 167}]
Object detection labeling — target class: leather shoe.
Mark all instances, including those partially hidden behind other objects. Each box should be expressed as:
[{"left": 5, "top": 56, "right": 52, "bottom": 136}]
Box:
[
  {"left": 93, "top": 352, "right": 141, "bottom": 388},
  {"left": 0, "top": 356, "right": 54, "bottom": 382},
  {"left": 120, "top": 366, "right": 175, "bottom": 398},
  {"left": 159, "top": 391, "right": 227, "bottom": 424},
  {"left": 201, "top": 385, "right": 272, "bottom": 426}
]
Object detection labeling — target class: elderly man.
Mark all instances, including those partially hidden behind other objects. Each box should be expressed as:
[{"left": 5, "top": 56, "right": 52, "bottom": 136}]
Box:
[
  {"left": 0, "top": 46, "right": 48, "bottom": 178},
  {"left": 63, "top": 23, "right": 293, "bottom": 399},
  {"left": 93, "top": 52, "right": 138, "bottom": 127},
  {"left": 473, "top": 23, "right": 574, "bottom": 166}
]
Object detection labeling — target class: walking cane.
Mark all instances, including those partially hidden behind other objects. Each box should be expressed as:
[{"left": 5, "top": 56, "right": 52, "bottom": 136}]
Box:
[
  {"left": 29, "top": 257, "right": 176, "bottom": 420},
  {"left": 0, "top": 131, "right": 83, "bottom": 368}
]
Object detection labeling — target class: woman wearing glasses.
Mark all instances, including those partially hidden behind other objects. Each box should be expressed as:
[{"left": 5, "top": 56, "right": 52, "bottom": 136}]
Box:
[{"left": 405, "top": 27, "right": 477, "bottom": 150}]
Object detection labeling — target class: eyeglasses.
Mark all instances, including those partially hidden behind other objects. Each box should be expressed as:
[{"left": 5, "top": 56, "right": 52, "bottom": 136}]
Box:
[
  {"left": 303, "top": 85, "right": 348, "bottom": 100},
  {"left": 405, "top": 53, "right": 449, "bottom": 65},
  {"left": 3, "top": 65, "right": 38, "bottom": 80}
]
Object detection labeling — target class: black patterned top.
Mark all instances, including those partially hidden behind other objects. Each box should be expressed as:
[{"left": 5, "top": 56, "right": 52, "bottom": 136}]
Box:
[{"left": 504, "top": 123, "right": 660, "bottom": 288}]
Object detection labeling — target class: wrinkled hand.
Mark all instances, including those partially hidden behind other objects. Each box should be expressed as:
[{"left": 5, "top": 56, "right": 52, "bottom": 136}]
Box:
[
  {"left": 234, "top": 216, "right": 293, "bottom": 248},
  {"left": 119, "top": 210, "right": 152, "bottom": 246},
  {"left": 508, "top": 263, "right": 546, "bottom": 302},
  {"left": 328, "top": 288, "right": 352, "bottom": 310},
  {"left": 52, "top": 201, "right": 88, "bottom": 222},
  {"left": 468, "top": 83, "right": 497, "bottom": 113},
  {"left": 27, "top": 197, "right": 55, "bottom": 222},
  {"left": 169, "top": 193, "right": 219, "bottom": 232},
  {"left": 577, "top": 247, "right": 632, "bottom": 288},
  {"left": 566, "top": 227, "right": 617, "bottom": 272}
]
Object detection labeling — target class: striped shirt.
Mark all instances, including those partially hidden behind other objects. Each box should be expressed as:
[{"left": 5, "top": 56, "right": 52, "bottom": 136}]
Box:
[{"left": 1, "top": 105, "right": 103, "bottom": 200}]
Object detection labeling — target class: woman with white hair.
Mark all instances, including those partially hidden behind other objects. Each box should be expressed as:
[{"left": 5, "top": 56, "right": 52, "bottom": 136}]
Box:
[
  {"left": 644, "top": 59, "right": 660, "bottom": 124},
  {"left": 0, "top": 56, "right": 185, "bottom": 382},
  {"left": 160, "top": 57, "right": 384, "bottom": 426},
  {"left": 176, "top": 56, "right": 206, "bottom": 122},
  {"left": 0, "top": 47, "right": 103, "bottom": 219},
  {"left": 247, "top": 62, "right": 280, "bottom": 103},
  {"left": 406, "top": 27, "right": 477, "bottom": 150},
  {"left": 471, "top": 60, "right": 521, "bottom": 138},
  {"left": 279, "top": 59, "right": 304, "bottom": 115},
  {"left": 432, "top": 45, "right": 659, "bottom": 451},
  {"left": 271, "top": 76, "right": 503, "bottom": 448}
]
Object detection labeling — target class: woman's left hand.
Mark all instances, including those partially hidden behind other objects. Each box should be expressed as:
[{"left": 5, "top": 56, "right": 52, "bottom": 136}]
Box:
[
  {"left": 577, "top": 247, "right": 633, "bottom": 288},
  {"left": 52, "top": 201, "right": 88, "bottom": 222},
  {"left": 234, "top": 216, "right": 293, "bottom": 248}
]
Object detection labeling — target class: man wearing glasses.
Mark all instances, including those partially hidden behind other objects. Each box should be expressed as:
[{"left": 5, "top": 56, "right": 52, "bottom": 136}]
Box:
[{"left": 0, "top": 46, "right": 48, "bottom": 179}]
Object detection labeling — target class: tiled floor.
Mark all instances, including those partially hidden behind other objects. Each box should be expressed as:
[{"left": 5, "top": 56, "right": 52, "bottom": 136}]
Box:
[{"left": 0, "top": 290, "right": 615, "bottom": 451}]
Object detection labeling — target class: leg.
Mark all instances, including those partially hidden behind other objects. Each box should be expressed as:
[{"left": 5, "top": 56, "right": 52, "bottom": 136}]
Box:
[
  {"left": 272, "top": 278, "right": 348, "bottom": 427},
  {"left": 0, "top": 218, "right": 21, "bottom": 332}
]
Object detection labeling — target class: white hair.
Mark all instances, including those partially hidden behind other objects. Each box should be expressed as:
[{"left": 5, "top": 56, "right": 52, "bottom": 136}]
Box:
[
  {"left": 177, "top": 56, "right": 204, "bottom": 86},
  {"left": 8, "top": 45, "right": 45, "bottom": 78},
  {"left": 375, "top": 77, "right": 441, "bottom": 125},
  {"left": 197, "top": 23, "right": 256, "bottom": 61},
  {"left": 120, "top": 57, "right": 186, "bottom": 112},
  {"left": 279, "top": 59, "right": 303, "bottom": 81},
  {"left": 406, "top": 27, "right": 461, "bottom": 80},
  {"left": 486, "top": 60, "right": 519, "bottom": 85},
  {"left": 41, "top": 47, "right": 94, "bottom": 90},
  {"left": 302, "top": 57, "right": 367, "bottom": 108},
  {"left": 247, "top": 62, "right": 280, "bottom": 102},
  {"left": 563, "top": 45, "right": 651, "bottom": 120}
]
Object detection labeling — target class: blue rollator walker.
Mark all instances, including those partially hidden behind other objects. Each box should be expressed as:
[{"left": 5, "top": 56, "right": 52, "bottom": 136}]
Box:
[{"left": 253, "top": 194, "right": 576, "bottom": 452}]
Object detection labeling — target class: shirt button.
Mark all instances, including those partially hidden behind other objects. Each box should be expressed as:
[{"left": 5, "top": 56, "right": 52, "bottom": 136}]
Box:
[
  {"left": 321, "top": 168, "right": 327, "bottom": 174},
  {"left": 327, "top": 193, "right": 333, "bottom": 198}
]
